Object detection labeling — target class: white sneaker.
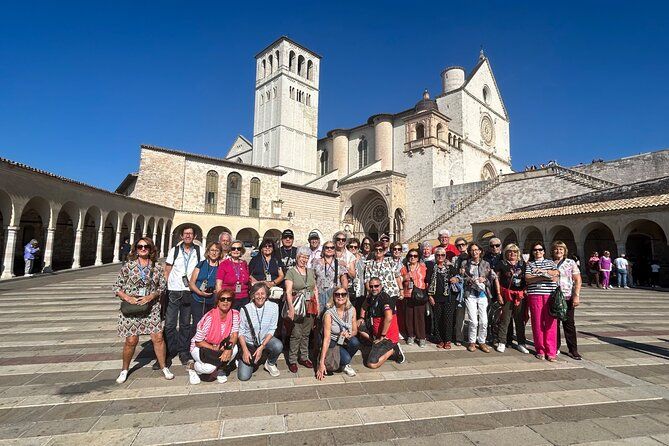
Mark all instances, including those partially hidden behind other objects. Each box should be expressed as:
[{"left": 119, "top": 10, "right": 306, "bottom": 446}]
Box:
[
  {"left": 264, "top": 361, "right": 280, "bottom": 377},
  {"left": 116, "top": 370, "right": 128, "bottom": 384},
  {"left": 496, "top": 344, "right": 506, "bottom": 353},
  {"left": 555, "top": 350, "right": 561, "bottom": 356},
  {"left": 516, "top": 344, "right": 530, "bottom": 354},
  {"left": 162, "top": 367, "right": 174, "bottom": 380},
  {"left": 216, "top": 370, "right": 228, "bottom": 384},
  {"left": 187, "top": 368, "right": 200, "bottom": 385},
  {"left": 343, "top": 364, "right": 356, "bottom": 376}
]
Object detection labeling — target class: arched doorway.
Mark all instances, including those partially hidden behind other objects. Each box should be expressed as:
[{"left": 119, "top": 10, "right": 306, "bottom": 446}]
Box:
[
  {"left": 134, "top": 215, "right": 145, "bottom": 241},
  {"left": 476, "top": 229, "right": 495, "bottom": 248},
  {"left": 155, "top": 218, "right": 164, "bottom": 253},
  {"left": 624, "top": 219, "right": 668, "bottom": 286},
  {"left": 101, "top": 211, "right": 117, "bottom": 264},
  {"left": 171, "top": 223, "right": 203, "bottom": 247},
  {"left": 206, "top": 226, "right": 232, "bottom": 246},
  {"left": 582, "top": 222, "right": 617, "bottom": 260},
  {"left": 15, "top": 197, "right": 50, "bottom": 275},
  {"left": 53, "top": 202, "right": 79, "bottom": 271},
  {"left": 147, "top": 217, "right": 156, "bottom": 239},
  {"left": 263, "top": 229, "right": 282, "bottom": 243},
  {"left": 393, "top": 209, "right": 405, "bottom": 242},
  {"left": 345, "top": 189, "right": 390, "bottom": 241},
  {"left": 120, "top": 213, "right": 132, "bottom": 251},
  {"left": 549, "top": 225, "right": 578, "bottom": 258},
  {"left": 80, "top": 206, "right": 101, "bottom": 267},
  {"left": 237, "top": 228, "right": 260, "bottom": 247},
  {"left": 499, "top": 228, "right": 518, "bottom": 248},
  {"left": 522, "top": 226, "right": 543, "bottom": 253},
  {"left": 164, "top": 220, "right": 173, "bottom": 251}
]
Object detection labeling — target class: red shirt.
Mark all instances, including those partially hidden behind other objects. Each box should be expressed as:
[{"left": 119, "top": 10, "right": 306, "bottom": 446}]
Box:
[
  {"left": 364, "top": 292, "right": 400, "bottom": 343},
  {"left": 432, "top": 243, "right": 460, "bottom": 261},
  {"left": 216, "top": 258, "right": 250, "bottom": 300}
]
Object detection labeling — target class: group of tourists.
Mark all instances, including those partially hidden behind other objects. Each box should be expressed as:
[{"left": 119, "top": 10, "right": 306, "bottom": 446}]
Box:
[
  {"left": 112, "top": 226, "right": 586, "bottom": 385},
  {"left": 586, "top": 251, "right": 661, "bottom": 289}
]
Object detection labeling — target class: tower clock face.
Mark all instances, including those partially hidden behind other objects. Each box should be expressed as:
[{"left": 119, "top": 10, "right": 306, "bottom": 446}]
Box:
[{"left": 481, "top": 115, "right": 494, "bottom": 145}]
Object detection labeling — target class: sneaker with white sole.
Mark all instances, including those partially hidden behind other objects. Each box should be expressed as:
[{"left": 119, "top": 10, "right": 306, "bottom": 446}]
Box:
[
  {"left": 116, "top": 370, "right": 128, "bottom": 384},
  {"left": 162, "top": 367, "right": 174, "bottom": 380},
  {"left": 496, "top": 344, "right": 506, "bottom": 353},
  {"left": 418, "top": 339, "right": 426, "bottom": 348},
  {"left": 393, "top": 343, "right": 406, "bottom": 364},
  {"left": 216, "top": 370, "right": 228, "bottom": 384},
  {"left": 187, "top": 368, "right": 200, "bottom": 385},
  {"left": 516, "top": 344, "right": 530, "bottom": 354},
  {"left": 264, "top": 361, "right": 280, "bottom": 377},
  {"left": 406, "top": 337, "right": 415, "bottom": 345},
  {"left": 343, "top": 364, "right": 356, "bottom": 376}
]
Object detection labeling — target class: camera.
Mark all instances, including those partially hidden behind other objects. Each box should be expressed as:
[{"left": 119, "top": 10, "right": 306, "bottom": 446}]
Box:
[
  {"left": 205, "top": 287, "right": 215, "bottom": 294},
  {"left": 337, "top": 334, "right": 346, "bottom": 346}
]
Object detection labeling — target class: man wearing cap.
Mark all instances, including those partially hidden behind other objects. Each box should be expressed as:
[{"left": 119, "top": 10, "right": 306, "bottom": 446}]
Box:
[
  {"left": 432, "top": 229, "right": 460, "bottom": 261},
  {"left": 307, "top": 231, "right": 322, "bottom": 269},
  {"left": 278, "top": 230, "right": 298, "bottom": 274},
  {"left": 379, "top": 234, "right": 392, "bottom": 257}
]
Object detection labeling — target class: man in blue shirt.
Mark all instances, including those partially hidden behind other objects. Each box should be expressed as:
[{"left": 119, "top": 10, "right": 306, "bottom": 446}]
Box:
[{"left": 23, "top": 239, "right": 40, "bottom": 276}]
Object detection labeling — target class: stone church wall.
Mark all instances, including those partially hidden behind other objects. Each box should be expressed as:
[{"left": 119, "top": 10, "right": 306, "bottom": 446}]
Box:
[
  {"left": 279, "top": 184, "right": 340, "bottom": 242},
  {"left": 571, "top": 150, "right": 669, "bottom": 185},
  {"left": 132, "top": 148, "right": 185, "bottom": 209}
]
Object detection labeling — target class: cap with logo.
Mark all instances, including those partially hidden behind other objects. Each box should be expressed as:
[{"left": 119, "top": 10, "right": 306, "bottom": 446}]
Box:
[
  {"left": 308, "top": 231, "right": 320, "bottom": 240},
  {"left": 282, "top": 229, "right": 294, "bottom": 239}
]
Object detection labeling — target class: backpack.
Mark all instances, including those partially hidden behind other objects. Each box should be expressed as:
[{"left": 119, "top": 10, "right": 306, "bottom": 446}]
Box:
[{"left": 170, "top": 244, "right": 201, "bottom": 265}]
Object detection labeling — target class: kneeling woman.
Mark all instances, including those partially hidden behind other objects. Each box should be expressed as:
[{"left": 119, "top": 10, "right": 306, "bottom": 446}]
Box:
[
  {"left": 187, "top": 289, "right": 239, "bottom": 385},
  {"left": 113, "top": 237, "right": 173, "bottom": 384},
  {"left": 316, "top": 287, "right": 361, "bottom": 379}
]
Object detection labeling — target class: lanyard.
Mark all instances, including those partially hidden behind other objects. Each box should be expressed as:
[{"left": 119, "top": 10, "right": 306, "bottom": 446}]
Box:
[
  {"left": 138, "top": 260, "right": 150, "bottom": 284},
  {"left": 262, "top": 256, "right": 272, "bottom": 274},
  {"left": 181, "top": 245, "right": 193, "bottom": 271},
  {"left": 231, "top": 261, "right": 242, "bottom": 282},
  {"left": 254, "top": 305, "right": 265, "bottom": 340},
  {"left": 203, "top": 261, "right": 217, "bottom": 283}
]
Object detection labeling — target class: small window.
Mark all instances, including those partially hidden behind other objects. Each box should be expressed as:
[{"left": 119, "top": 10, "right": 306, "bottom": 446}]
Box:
[
  {"left": 320, "top": 150, "right": 329, "bottom": 175},
  {"left": 358, "top": 136, "right": 368, "bottom": 168},
  {"left": 289, "top": 51, "right": 296, "bottom": 72},
  {"left": 436, "top": 123, "right": 444, "bottom": 141},
  {"left": 483, "top": 85, "right": 490, "bottom": 104},
  {"left": 261, "top": 59, "right": 266, "bottom": 78},
  {"left": 268, "top": 54, "right": 273, "bottom": 73},
  {"left": 307, "top": 60, "right": 314, "bottom": 80},
  {"left": 415, "top": 123, "right": 425, "bottom": 140},
  {"left": 249, "top": 178, "right": 261, "bottom": 217},
  {"left": 205, "top": 170, "right": 218, "bottom": 213},
  {"left": 226, "top": 172, "right": 242, "bottom": 216},
  {"left": 297, "top": 55, "right": 305, "bottom": 76}
]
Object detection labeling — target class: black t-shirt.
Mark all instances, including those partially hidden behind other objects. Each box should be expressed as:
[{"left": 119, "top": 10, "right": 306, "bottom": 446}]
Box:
[
  {"left": 495, "top": 260, "right": 526, "bottom": 291},
  {"left": 278, "top": 246, "right": 297, "bottom": 273},
  {"left": 248, "top": 255, "right": 283, "bottom": 282},
  {"left": 363, "top": 291, "right": 396, "bottom": 318}
]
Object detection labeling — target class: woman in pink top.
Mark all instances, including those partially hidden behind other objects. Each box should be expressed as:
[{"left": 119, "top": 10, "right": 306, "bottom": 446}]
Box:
[
  {"left": 599, "top": 251, "right": 613, "bottom": 289},
  {"left": 216, "top": 240, "right": 250, "bottom": 310}
]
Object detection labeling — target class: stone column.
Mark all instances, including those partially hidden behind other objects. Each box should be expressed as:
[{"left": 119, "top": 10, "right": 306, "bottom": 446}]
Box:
[
  {"left": 373, "top": 114, "right": 394, "bottom": 171},
  {"left": 43, "top": 227, "right": 56, "bottom": 270},
  {"left": 330, "top": 129, "right": 349, "bottom": 178},
  {"left": 168, "top": 231, "right": 174, "bottom": 251},
  {"left": 1, "top": 226, "right": 18, "bottom": 280},
  {"left": 201, "top": 237, "right": 207, "bottom": 249},
  {"left": 113, "top": 230, "right": 122, "bottom": 263},
  {"left": 615, "top": 240, "right": 626, "bottom": 258},
  {"left": 72, "top": 228, "right": 83, "bottom": 269},
  {"left": 160, "top": 222, "right": 168, "bottom": 257},
  {"left": 94, "top": 230, "right": 104, "bottom": 266},
  {"left": 129, "top": 229, "right": 136, "bottom": 245}
]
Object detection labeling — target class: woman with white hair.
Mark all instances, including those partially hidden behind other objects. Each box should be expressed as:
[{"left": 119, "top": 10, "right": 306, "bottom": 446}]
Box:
[{"left": 316, "top": 286, "right": 360, "bottom": 379}]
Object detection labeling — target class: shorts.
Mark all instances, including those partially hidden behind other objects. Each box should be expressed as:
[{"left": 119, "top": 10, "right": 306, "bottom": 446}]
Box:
[{"left": 368, "top": 339, "right": 394, "bottom": 364}]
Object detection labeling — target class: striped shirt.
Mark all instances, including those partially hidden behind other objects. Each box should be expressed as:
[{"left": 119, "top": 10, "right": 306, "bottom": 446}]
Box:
[
  {"left": 190, "top": 310, "right": 240, "bottom": 352},
  {"left": 238, "top": 301, "right": 279, "bottom": 346},
  {"left": 525, "top": 259, "right": 559, "bottom": 295}
]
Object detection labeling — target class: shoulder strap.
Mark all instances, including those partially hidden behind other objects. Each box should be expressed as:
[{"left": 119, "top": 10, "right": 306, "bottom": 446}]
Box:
[
  {"left": 171, "top": 246, "right": 180, "bottom": 264},
  {"left": 194, "top": 244, "right": 201, "bottom": 263},
  {"left": 241, "top": 305, "right": 259, "bottom": 346},
  {"left": 334, "top": 259, "right": 339, "bottom": 286}
]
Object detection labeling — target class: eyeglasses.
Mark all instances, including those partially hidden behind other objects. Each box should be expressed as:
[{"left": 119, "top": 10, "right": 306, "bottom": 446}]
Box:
[
  {"left": 262, "top": 245, "right": 273, "bottom": 249},
  {"left": 209, "top": 249, "right": 221, "bottom": 252},
  {"left": 230, "top": 246, "right": 242, "bottom": 251},
  {"left": 456, "top": 243, "right": 467, "bottom": 247},
  {"left": 218, "top": 297, "right": 234, "bottom": 302},
  {"left": 392, "top": 248, "right": 402, "bottom": 251},
  {"left": 408, "top": 254, "right": 419, "bottom": 258},
  {"left": 435, "top": 254, "right": 446, "bottom": 257},
  {"left": 369, "top": 284, "right": 381, "bottom": 289},
  {"left": 374, "top": 248, "right": 384, "bottom": 252},
  {"left": 336, "top": 238, "right": 347, "bottom": 242},
  {"left": 136, "top": 244, "right": 150, "bottom": 250},
  {"left": 490, "top": 244, "right": 501, "bottom": 248},
  {"left": 348, "top": 245, "right": 358, "bottom": 249},
  {"left": 363, "top": 243, "right": 371, "bottom": 246},
  {"left": 334, "top": 292, "right": 348, "bottom": 297},
  {"left": 324, "top": 246, "right": 335, "bottom": 250},
  {"left": 532, "top": 248, "right": 544, "bottom": 252}
]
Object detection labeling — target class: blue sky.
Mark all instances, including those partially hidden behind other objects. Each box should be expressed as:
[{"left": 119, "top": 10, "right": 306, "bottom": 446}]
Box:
[{"left": 1, "top": 1, "right": 667, "bottom": 190}]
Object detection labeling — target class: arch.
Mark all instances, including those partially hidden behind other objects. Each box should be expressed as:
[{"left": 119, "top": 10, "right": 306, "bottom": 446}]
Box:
[
  {"left": 263, "top": 229, "right": 282, "bottom": 242},
  {"left": 0, "top": 189, "right": 13, "bottom": 226},
  {"left": 582, "top": 221, "right": 617, "bottom": 259},
  {"left": 623, "top": 219, "right": 668, "bottom": 284},
  {"left": 171, "top": 223, "right": 204, "bottom": 248},
  {"left": 415, "top": 123, "right": 425, "bottom": 140},
  {"left": 236, "top": 157, "right": 243, "bottom": 164},
  {"left": 205, "top": 170, "right": 218, "bottom": 213},
  {"left": 522, "top": 226, "right": 544, "bottom": 253},
  {"left": 205, "top": 226, "right": 232, "bottom": 246},
  {"left": 134, "top": 215, "right": 145, "bottom": 239},
  {"left": 481, "top": 162, "right": 497, "bottom": 181},
  {"left": 261, "top": 59, "right": 266, "bottom": 78},
  {"left": 101, "top": 211, "right": 118, "bottom": 264},
  {"left": 476, "top": 229, "right": 495, "bottom": 247},
  {"left": 275, "top": 50, "right": 280, "bottom": 69},
  {"left": 344, "top": 189, "right": 390, "bottom": 241},
  {"left": 146, "top": 217, "right": 156, "bottom": 238},
  {"left": 306, "top": 60, "right": 314, "bottom": 80},
  {"left": 80, "top": 206, "right": 101, "bottom": 267},
  {"left": 436, "top": 123, "right": 444, "bottom": 141},
  {"left": 297, "top": 55, "right": 305, "bottom": 76},
  {"left": 320, "top": 150, "right": 329, "bottom": 175},
  {"left": 249, "top": 177, "right": 261, "bottom": 217},
  {"left": 483, "top": 85, "right": 490, "bottom": 104},
  {"left": 548, "top": 225, "right": 577, "bottom": 257},
  {"left": 163, "top": 220, "right": 173, "bottom": 251},
  {"left": 14, "top": 197, "right": 51, "bottom": 275},
  {"left": 120, "top": 213, "right": 133, "bottom": 252},
  {"left": 288, "top": 51, "right": 296, "bottom": 72},
  {"left": 225, "top": 172, "right": 242, "bottom": 216},
  {"left": 268, "top": 54, "right": 273, "bottom": 73},
  {"left": 499, "top": 228, "right": 518, "bottom": 248},
  {"left": 393, "top": 208, "right": 405, "bottom": 243},
  {"left": 358, "top": 137, "right": 368, "bottom": 169},
  {"left": 236, "top": 228, "right": 260, "bottom": 248},
  {"left": 155, "top": 218, "right": 164, "bottom": 253}
]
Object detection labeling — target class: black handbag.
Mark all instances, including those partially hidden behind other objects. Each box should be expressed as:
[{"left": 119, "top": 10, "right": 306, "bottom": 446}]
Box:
[
  {"left": 410, "top": 287, "right": 428, "bottom": 303},
  {"left": 120, "top": 300, "right": 150, "bottom": 318}
]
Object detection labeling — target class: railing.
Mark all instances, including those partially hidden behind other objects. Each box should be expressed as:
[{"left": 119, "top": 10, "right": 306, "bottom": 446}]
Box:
[
  {"left": 551, "top": 165, "right": 620, "bottom": 190},
  {"left": 405, "top": 176, "right": 501, "bottom": 243}
]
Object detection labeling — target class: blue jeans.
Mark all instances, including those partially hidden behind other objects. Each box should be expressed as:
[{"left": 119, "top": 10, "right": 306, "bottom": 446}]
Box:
[
  {"left": 237, "top": 336, "right": 283, "bottom": 381},
  {"left": 164, "top": 291, "right": 192, "bottom": 361},
  {"left": 331, "top": 336, "right": 361, "bottom": 367},
  {"left": 617, "top": 270, "right": 628, "bottom": 287}
]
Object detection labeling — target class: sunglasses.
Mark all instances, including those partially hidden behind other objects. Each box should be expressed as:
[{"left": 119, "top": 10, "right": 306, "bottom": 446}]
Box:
[
  {"left": 435, "top": 254, "right": 446, "bottom": 257},
  {"left": 369, "top": 284, "right": 381, "bottom": 288},
  {"left": 218, "top": 297, "right": 234, "bottom": 302},
  {"left": 348, "top": 245, "right": 358, "bottom": 249},
  {"left": 334, "top": 292, "right": 348, "bottom": 297},
  {"left": 375, "top": 248, "right": 384, "bottom": 252},
  {"left": 490, "top": 244, "right": 501, "bottom": 248},
  {"left": 336, "top": 238, "right": 347, "bottom": 242},
  {"left": 136, "top": 244, "right": 150, "bottom": 250},
  {"left": 532, "top": 248, "right": 544, "bottom": 252},
  {"left": 456, "top": 243, "right": 467, "bottom": 247},
  {"left": 392, "top": 248, "right": 402, "bottom": 251},
  {"left": 408, "top": 254, "right": 418, "bottom": 258},
  {"left": 230, "top": 246, "right": 242, "bottom": 251},
  {"left": 363, "top": 243, "right": 371, "bottom": 246},
  {"left": 262, "top": 245, "right": 273, "bottom": 249},
  {"left": 324, "top": 246, "right": 335, "bottom": 250}
]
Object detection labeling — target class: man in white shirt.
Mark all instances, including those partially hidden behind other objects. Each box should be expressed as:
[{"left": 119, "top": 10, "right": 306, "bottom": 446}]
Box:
[
  {"left": 164, "top": 227, "right": 201, "bottom": 365},
  {"left": 307, "top": 231, "right": 322, "bottom": 269},
  {"left": 614, "top": 254, "right": 629, "bottom": 289}
]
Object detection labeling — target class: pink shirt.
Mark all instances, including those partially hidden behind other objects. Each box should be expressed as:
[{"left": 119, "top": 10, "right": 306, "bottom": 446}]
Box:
[
  {"left": 216, "top": 259, "right": 250, "bottom": 300},
  {"left": 190, "top": 309, "right": 240, "bottom": 352}
]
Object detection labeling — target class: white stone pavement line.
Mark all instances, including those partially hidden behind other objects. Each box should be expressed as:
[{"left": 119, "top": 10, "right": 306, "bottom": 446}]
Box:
[{"left": 0, "top": 362, "right": 584, "bottom": 409}]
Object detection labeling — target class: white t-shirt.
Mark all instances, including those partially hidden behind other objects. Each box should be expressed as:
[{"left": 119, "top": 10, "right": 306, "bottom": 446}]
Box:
[
  {"left": 651, "top": 263, "right": 661, "bottom": 273},
  {"left": 166, "top": 245, "right": 201, "bottom": 291},
  {"left": 614, "top": 257, "right": 628, "bottom": 270},
  {"left": 308, "top": 246, "right": 322, "bottom": 269}
]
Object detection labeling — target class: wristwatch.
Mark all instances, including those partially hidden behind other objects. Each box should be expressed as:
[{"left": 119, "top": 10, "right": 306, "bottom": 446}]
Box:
[{"left": 223, "top": 342, "right": 234, "bottom": 350}]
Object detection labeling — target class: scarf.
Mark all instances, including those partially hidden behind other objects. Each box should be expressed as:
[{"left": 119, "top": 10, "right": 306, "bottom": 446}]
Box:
[
  {"left": 201, "top": 307, "right": 233, "bottom": 346},
  {"left": 428, "top": 263, "right": 449, "bottom": 296}
]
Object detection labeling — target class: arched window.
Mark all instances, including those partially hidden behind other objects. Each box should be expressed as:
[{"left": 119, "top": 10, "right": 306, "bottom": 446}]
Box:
[
  {"left": 289, "top": 86, "right": 295, "bottom": 99},
  {"left": 225, "top": 172, "right": 242, "bottom": 216},
  {"left": 297, "top": 55, "right": 305, "bottom": 76},
  {"left": 307, "top": 60, "right": 314, "bottom": 80},
  {"left": 358, "top": 136, "right": 368, "bottom": 168},
  {"left": 249, "top": 178, "right": 261, "bottom": 217},
  {"left": 266, "top": 91, "right": 271, "bottom": 101},
  {"left": 481, "top": 162, "right": 497, "bottom": 181},
  {"left": 268, "top": 54, "right": 273, "bottom": 73},
  {"left": 436, "top": 123, "right": 444, "bottom": 141},
  {"left": 306, "top": 94, "right": 311, "bottom": 106},
  {"left": 261, "top": 59, "right": 266, "bottom": 78},
  {"left": 415, "top": 123, "right": 425, "bottom": 140},
  {"left": 275, "top": 50, "right": 280, "bottom": 68},
  {"left": 320, "top": 150, "right": 329, "bottom": 175},
  {"left": 289, "top": 51, "right": 296, "bottom": 72},
  {"left": 483, "top": 85, "right": 490, "bottom": 104},
  {"left": 205, "top": 170, "right": 218, "bottom": 213}
]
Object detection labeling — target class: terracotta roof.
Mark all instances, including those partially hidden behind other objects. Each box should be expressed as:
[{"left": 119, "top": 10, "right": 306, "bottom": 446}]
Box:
[{"left": 479, "top": 193, "right": 669, "bottom": 223}]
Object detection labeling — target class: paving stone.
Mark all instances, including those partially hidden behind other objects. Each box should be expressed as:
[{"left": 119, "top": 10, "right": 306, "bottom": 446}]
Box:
[
  {"left": 219, "top": 402, "right": 276, "bottom": 419},
  {"left": 393, "top": 432, "right": 474, "bottom": 445},
  {"left": 333, "top": 424, "right": 399, "bottom": 445},
  {"left": 464, "top": 425, "right": 550, "bottom": 445},
  {"left": 530, "top": 419, "right": 621, "bottom": 445},
  {"left": 376, "top": 391, "right": 431, "bottom": 406},
  {"left": 401, "top": 400, "right": 464, "bottom": 420},
  {"left": 103, "top": 397, "right": 168, "bottom": 415},
  {"left": 327, "top": 394, "right": 383, "bottom": 410},
  {"left": 356, "top": 405, "right": 410, "bottom": 424},
  {"left": 222, "top": 415, "right": 285, "bottom": 438},
  {"left": 576, "top": 436, "right": 666, "bottom": 445},
  {"left": 491, "top": 408, "right": 554, "bottom": 427},
  {"left": 133, "top": 420, "right": 221, "bottom": 444},
  {"left": 451, "top": 396, "right": 510, "bottom": 414},
  {"left": 156, "top": 408, "right": 220, "bottom": 426},
  {"left": 592, "top": 414, "right": 669, "bottom": 437},
  {"left": 269, "top": 429, "right": 336, "bottom": 446},
  {"left": 43, "top": 428, "right": 139, "bottom": 446},
  {"left": 38, "top": 401, "right": 111, "bottom": 421},
  {"left": 22, "top": 417, "right": 99, "bottom": 437},
  {"left": 285, "top": 408, "right": 361, "bottom": 432},
  {"left": 90, "top": 412, "right": 161, "bottom": 431},
  {"left": 276, "top": 398, "right": 330, "bottom": 415},
  {"left": 266, "top": 386, "right": 319, "bottom": 403}
]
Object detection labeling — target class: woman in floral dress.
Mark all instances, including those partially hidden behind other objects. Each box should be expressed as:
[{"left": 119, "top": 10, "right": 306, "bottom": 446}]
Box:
[{"left": 112, "top": 237, "right": 173, "bottom": 384}]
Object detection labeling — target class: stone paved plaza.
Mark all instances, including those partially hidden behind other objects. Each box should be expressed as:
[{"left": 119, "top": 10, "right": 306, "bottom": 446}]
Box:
[{"left": 1, "top": 266, "right": 669, "bottom": 445}]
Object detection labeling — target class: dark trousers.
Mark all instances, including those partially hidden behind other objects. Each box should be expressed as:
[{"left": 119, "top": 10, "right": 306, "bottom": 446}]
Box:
[
  {"left": 233, "top": 297, "right": 250, "bottom": 311},
  {"left": 433, "top": 299, "right": 456, "bottom": 343},
  {"left": 190, "top": 299, "right": 215, "bottom": 340},
  {"left": 405, "top": 299, "right": 427, "bottom": 340},
  {"left": 557, "top": 299, "right": 578, "bottom": 354},
  {"left": 164, "top": 290, "right": 192, "bottom": 360},
  {"left": 497, "top": 299, "right": 527, "bottom": 346}
]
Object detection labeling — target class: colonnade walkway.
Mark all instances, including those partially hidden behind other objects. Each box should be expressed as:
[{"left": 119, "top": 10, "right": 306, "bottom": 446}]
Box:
[{"left": 1, "top": 267, "right": 669, "bottom": 445}]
